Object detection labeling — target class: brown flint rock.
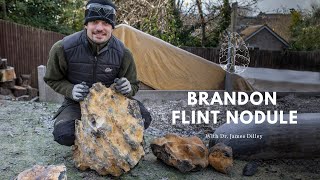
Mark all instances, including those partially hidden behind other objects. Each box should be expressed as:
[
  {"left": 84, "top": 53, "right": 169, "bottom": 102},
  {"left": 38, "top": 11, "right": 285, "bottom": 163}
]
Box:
[
  {"left": 73, "top": 82, "right": 145, "bottom": 177},
  {"left": 15, "top": 164, "right": 67, "bottom": 180},
  {"left": 208, "top": 143, "right": 233, "bottom": 174},
  {"left": 151, "top": 133, "right": 209, "bottom": 172}
]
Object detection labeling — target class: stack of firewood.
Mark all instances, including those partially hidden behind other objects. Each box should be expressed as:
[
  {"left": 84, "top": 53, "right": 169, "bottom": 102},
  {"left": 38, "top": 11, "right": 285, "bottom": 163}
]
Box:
[{"left": 0, "top": 58, "right": 38, "bottom": 101}]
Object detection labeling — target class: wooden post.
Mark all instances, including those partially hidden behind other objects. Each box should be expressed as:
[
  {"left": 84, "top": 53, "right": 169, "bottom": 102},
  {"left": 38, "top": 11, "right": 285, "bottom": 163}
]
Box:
[
  {"left": 225, "top": 2, "right": 238, "bottom": 92},
  {"left": 196, "top": 0, "right": 206, "bottom": 47},
  {"left": 231, "top": 2, "right": 238, "bottom": 33},
  {"left": 230, "top": 2, "right": 238, "bottom": 71}
]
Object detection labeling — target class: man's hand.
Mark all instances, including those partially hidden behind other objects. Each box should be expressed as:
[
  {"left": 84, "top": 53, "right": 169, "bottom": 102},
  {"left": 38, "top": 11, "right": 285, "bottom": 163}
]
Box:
[
  {"left": 114, "top": 77, "right": 132, "bottom": 95},
  {"left": 72, "top": 82, "right": 89, "bottom": 101}
]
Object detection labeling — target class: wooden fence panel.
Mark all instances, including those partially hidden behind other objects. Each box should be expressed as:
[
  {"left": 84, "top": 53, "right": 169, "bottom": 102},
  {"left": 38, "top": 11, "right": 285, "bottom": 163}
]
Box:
[
  {"left": 0, "top": 20, "right": 64, "bottom": 88},
  {"left": 181, "top": 46, "right": 320, "bottom": 72},
  {"left": 1, "top": 20, "right": 319, "bottom": 89}
]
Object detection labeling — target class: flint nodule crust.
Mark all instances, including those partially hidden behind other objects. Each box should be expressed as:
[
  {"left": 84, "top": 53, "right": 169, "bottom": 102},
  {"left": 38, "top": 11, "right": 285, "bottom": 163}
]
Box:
[
  {"left": 208, "top": 143, "right": 233, "bottom": 174},
  {"left": 15, "top": 165, "right": 67, "bottom": 180},
  {"left": 73, "top": 83, "right": 145, "bottom": 177},
  {"left": 150, "top": 134, "right": 209, "bottom": 172}
]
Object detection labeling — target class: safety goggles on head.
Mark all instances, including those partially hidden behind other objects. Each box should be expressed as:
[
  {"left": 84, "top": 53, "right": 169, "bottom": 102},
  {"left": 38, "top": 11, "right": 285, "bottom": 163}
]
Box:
[{"left": 86, "top": 3, "right": 116, "bottom": 19}]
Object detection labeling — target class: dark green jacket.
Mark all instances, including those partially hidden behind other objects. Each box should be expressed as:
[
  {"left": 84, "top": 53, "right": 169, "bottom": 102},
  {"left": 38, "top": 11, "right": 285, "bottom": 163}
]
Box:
[{"left": 44, "top": 35, "right": 139, "bottom": 99}]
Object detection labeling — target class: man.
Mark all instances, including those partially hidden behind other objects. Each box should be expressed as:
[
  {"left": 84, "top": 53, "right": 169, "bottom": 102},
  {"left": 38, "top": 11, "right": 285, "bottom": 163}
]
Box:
[{"left": 44, "top": 0, "right": 151, "bottom": 146}]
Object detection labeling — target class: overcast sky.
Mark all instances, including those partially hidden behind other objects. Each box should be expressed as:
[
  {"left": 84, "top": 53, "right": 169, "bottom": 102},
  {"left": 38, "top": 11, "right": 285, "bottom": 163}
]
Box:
[
  {"left": 183, "top": 0, "right": 318, "bottom": 15},
  {"left": 256, "top": 0, "right": 316, "bottom": 13}
]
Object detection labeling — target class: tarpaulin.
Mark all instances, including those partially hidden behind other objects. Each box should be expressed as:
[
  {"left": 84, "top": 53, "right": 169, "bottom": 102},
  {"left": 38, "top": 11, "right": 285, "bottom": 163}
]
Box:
[{"left": 113, "top": 24, "right": 253, "bottom": 91}]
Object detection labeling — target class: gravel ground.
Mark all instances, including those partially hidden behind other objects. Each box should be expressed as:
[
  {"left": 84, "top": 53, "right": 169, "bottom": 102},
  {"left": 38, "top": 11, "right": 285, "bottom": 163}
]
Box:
[{"left": 1, "top": 93, "right": 320, "bottom": 179}]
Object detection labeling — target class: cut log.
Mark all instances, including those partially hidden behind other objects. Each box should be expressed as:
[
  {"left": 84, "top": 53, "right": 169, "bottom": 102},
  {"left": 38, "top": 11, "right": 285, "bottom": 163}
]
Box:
[
  {"left": 0, "top": 81, "right": 15, "bottom": 89},
  {"left": 0, "top": 59, "right": 8, "bottom": 69},
  {"left": 12, "top": 86, "right": 27, "bottom": 97},
  {"left": 0, "top": 87, "right": 12, "bottom": 95},
  {"left": 209, "top": 113, "right": 320, "bottom": 160},
  {"left": 16, "top": 95, "right": 31, "bottom": 101},
  {"left": 0, "top": 66, "right": 16, "bottom": 82},
  {"left": 21, "top": 74, "right": 31, "bottom": 87},
  {"left": 15, "top": 76, "right": 22, "bottom": 86},
  {"left": 27, "top": 87, "right": 38, "bottom": 98}
]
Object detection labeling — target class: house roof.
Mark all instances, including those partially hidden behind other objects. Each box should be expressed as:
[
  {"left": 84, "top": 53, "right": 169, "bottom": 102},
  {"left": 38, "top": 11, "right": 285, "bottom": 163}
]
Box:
[
  {"left": 237, "top": 13, "right": 292, "bottom": 42},
  {"left": 240, "top": 25, "right": 264, "bottom": 39},
  {"left": 240, "top": 24, "right": 289, "bottom": 47}
]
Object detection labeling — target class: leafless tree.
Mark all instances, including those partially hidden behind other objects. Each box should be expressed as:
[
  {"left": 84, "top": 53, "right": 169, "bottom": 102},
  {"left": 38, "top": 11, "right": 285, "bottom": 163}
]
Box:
[
  {"left": 114, "top": 0, "right": 172, "bottom": 33},
  {"left": 113, "top": 0, "right": 259, "bottom": 46},
  {"left": 196, "top": 0, "right": 206, "bottom": 46},
  {"left": 0, "top": 0, "right": 7, "bottom": 18},
  {"left": 183, "top": 0, "right": 259, "bottom": 45}
]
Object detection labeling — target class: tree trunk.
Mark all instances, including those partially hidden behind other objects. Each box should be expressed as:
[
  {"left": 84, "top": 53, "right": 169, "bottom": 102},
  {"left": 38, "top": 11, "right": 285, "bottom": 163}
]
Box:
[
  {"left": 1, "top": 0, "right": 7, "bottom": 18},
  {"left": 196, "top": 0, "right": 206, "bottom": 47}
]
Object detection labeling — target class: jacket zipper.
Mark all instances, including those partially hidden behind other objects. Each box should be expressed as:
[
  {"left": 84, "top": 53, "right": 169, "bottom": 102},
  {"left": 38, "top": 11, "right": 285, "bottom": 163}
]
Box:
[{"left": 93, "top": 56, "right": 98, "bottom": 83}]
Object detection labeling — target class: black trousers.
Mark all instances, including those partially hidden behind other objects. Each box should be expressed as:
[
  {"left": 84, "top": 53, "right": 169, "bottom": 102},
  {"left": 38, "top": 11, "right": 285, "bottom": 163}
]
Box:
[{"left": 52, "top": 98, "right": 152, "bottom": 146}]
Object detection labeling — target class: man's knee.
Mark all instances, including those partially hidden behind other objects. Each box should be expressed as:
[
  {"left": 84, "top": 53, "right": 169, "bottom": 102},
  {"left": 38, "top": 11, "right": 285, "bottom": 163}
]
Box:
[
  {"left": 53, "top": 132, "right": 75, "bottom": 146},
  {"left": 52, "top": 102, "right": 80, "bottom": 146},
  {"left": 136, "top": 100, "right": 152, "bottom": 129},
  {"left": 52, "top": 119, "right": 76, "bottom": 146},
  {"left": 142, "top": 111, "right": 152, "bottom": 129}
]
